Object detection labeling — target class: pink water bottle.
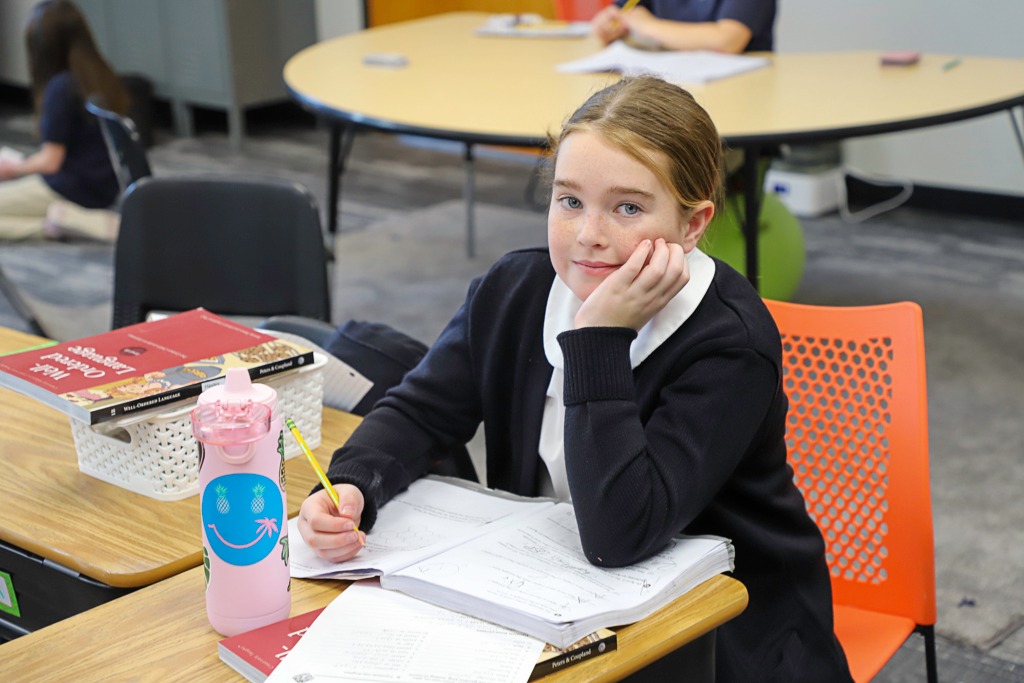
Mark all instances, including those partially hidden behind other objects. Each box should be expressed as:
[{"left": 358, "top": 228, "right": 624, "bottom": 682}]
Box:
[{"left": 191, "top": 368, "right": 290, "bottom": 636}]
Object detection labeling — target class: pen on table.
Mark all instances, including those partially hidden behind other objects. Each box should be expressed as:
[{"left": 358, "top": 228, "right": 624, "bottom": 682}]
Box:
[
  {"left": 942, "top": 57, "right": 962, "bottom": 72},
  {"left": 285, "top": 416, "right": 365, "bottom": 546}
]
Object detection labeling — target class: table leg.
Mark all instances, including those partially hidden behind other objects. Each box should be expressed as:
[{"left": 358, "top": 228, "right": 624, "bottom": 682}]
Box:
[
  {"left": 227, "top": 104, "right": 245, "bottom": 151},
  {"left": 327, "top": 123, "right": 356, "bottom": 235},
  {"left": 1009, "top": 106, "right": 1024, "bottom": 164},
  {"left": 171, "top": 99, "right": 194, "bottom": 139},
  {"left": 741, "top": 145, "right": 763, "bottom": 291},
  {"left": 464, "top": 142, "right": 476, "bottom": 259}
]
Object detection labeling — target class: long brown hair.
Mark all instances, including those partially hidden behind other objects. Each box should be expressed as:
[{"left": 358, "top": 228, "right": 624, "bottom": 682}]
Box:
[
  {"left": 24, "top": 0, "right": 130, "bottom": 118},
  {"left": 548, "top": 76, "right": 724, "bottom": 214}
]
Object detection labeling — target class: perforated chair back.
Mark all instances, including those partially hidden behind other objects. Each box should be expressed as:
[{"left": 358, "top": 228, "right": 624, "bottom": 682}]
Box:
[
  {"left": 764, "top": 299, "right": 937, "bottom": 683},
  {"left": 85, "top": 97, "right": 152, "bottom": 196},
  {"left": 112, "top": 176, "right": 331, "bottom": 329}
]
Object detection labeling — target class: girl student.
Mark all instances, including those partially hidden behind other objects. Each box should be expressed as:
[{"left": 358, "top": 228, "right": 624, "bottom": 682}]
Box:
[
  {"left": 0, "top": 0, "right": 129, "bottom": 241},
  {"left": 592, "top": 0, "right": 777, "bottom": 54},
  {"left": 298, "top": 75, "right": 853, "bottom": 682}
]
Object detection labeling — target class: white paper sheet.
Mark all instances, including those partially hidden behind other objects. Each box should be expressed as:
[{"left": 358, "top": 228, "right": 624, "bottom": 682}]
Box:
[
  {"left": 556, "top": 41, "right": 770, "bottom": 85},
  {"left": 266, "top": 581, "right": 546, "bottom": 683},
  {"left": 382, "top": 503, "right": 734, "bottom": 647},
  {"left": 290, "top": 477, "right": 553, "bottom": 579}
]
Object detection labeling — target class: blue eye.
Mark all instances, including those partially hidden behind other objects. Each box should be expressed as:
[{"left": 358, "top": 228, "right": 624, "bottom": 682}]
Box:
[
  {"left": 620, "top": 203, "right": 640, "bottom": 215},
  {"left": 559, "top": 196, "right": 582, "bottom": 209}
]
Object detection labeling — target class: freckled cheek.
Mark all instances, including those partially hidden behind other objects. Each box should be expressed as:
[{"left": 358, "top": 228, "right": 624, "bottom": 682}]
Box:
[
  {"left": 547, "top": 221, "right": 573, "bottom": 270},
  {"left": 547, "top": 219, "right": 575, "bottom": 250}
]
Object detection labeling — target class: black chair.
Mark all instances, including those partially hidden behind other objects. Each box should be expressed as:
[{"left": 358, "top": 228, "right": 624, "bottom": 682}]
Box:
[
  {"left": 85, "top": 96, "right": 153, "bottom": 197},
  {"left": 112, "top": 175, "right": 331, "bottom": 329}
]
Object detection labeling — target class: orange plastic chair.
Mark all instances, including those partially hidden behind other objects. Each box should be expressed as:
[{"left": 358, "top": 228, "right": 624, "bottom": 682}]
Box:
[
  {"left": 763, "top": 299, "right": 937, "bottom": 683},
  {"left": 554, "top": 0, "right": 613, "bottom": 21}
]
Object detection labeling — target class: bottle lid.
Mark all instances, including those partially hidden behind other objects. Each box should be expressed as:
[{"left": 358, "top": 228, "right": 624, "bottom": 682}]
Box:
[
  {"left": 196, "top": 367, "right": 278, "bottom": 416},
  {"left": 191, "top": 368, "right": 273, "bottom": 445},
  {"left": 190, "top": 399, "right": 271, "bottom": 445}
]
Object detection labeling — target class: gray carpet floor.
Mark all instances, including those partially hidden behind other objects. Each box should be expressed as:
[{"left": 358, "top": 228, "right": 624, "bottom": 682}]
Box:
[{"left": 1, "top": 104, "right": 1023, "bottom": 681}]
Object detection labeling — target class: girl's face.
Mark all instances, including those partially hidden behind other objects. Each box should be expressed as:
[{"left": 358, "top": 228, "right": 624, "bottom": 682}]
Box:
[{"left": 548, "top": 130, "right": 700, "bottom": 302}]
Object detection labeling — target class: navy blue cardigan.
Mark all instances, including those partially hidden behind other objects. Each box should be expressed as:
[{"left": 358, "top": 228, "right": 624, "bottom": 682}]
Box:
[{"left": 325, "top": 249, "right": 852, "bottom": 682}]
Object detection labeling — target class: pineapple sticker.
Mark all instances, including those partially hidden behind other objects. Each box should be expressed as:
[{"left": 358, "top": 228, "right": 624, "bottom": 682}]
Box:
[
  {"left": 277, "top": 430, "right": 287, "bottom": 489},
  {"left": 203, "top": 546, "right": 210, "bottom": 588},
  {"left": 251, "top": 484, "right": 266, "bottom": 514},
  {"left": 215, "top": 485, "right": 229, "bottom": 514}
]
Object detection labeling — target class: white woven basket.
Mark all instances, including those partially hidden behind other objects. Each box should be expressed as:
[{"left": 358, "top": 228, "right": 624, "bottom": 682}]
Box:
[{"left": 70, "top": 353, "right": 326, "bottom": 501}]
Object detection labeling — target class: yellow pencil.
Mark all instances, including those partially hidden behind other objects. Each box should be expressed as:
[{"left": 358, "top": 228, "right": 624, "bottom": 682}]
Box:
[
  {"left": 285, "top": 416, "right": 364, "bottom": 546},
  {"left": 611, "top": 0, "right": 642, "bottom": 32}
]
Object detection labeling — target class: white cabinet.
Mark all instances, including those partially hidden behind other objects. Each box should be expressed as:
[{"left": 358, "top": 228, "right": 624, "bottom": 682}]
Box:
[
  {"left": 2, "top": 0, "right": 318, "bottom": 148},
  {"left": 0, "top": 0, "right": 36, "bottom": 87}
]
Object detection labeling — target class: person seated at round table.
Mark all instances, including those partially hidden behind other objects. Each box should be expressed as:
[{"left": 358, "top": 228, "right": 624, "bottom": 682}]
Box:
[{"left": 592, "top": 0, "right": 777, "bottom": 54}]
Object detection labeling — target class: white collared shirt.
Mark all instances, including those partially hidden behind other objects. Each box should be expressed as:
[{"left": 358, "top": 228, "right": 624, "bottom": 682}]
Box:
[{"left": 536, "top": 248, "right": 716, "bottom": 501}]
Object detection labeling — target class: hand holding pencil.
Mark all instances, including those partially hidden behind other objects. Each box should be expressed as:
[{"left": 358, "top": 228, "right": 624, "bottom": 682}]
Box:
[
  {"left": 592, "top": 0, "right": 642, "bottom": 44},
  {"left": 288, "top": 417, "right": 366, "bottom": 553}
]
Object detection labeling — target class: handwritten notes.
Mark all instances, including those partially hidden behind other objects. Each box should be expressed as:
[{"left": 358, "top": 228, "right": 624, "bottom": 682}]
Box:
[
  {"left": 266, "top": 581, "right": 546, "bottom": 683},
  {"left": 382, "top": 503, "right": 734, "bottom": 647},
  {"left": 289, "top": 477, "right": 552, "bottom": 580},
  {"left": 289, "top": 477, "right": 733, "bottom": 648}
]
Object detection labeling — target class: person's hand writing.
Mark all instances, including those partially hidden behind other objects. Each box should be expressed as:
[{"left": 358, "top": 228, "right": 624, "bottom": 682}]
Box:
[
  {"left": 297, "top": 485, "right": 366, "bottom": 563},
  {"left": 591, "top": 5, "right": 628, "bottom": 44},
  {"left": 615, "top": 6, "right": 660, "bottom": 43},
  {"left": 574, "top": 238, "right": 688, "bottom": 330}
]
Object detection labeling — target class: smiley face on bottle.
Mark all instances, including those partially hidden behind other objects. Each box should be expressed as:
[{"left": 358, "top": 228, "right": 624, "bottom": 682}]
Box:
[{"left": 202, "top": 473, "right": 283, "bottom": 566}]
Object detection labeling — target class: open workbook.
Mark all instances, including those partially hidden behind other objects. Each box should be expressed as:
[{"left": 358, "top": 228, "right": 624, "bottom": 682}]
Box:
[{"left": 290, "top": 477, "right": 734, "bottom": 648}]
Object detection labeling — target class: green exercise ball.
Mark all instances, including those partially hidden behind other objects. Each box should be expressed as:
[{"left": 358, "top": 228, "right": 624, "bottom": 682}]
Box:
[{"left": 700, "top": 192, "right": 806, "bottom": 301}]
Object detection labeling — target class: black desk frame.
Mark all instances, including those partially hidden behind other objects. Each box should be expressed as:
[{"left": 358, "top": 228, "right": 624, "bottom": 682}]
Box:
[{"left": 292, "top": 84, "right": 1024, "bottom": 291}]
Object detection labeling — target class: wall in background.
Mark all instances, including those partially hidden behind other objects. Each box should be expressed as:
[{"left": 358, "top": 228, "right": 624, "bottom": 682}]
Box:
[
  {"left": 364, "top": 1, "right": 555, "bottom": 27},
  {"left": 0, "top": 0, "right": 36, "bottom": 87},
  {"left": 776, "top": 0, "right": 1024, "bottom": 198},
  {"left": 314, "top": 0, "right": 364, "bottom": 39}
]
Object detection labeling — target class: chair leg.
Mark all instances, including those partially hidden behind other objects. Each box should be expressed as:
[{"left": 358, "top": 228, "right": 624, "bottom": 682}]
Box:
[
  {"left": 916, "top": 624, "right": 938, "bottom": 683},
  {"left": 0, "top": 265, "right": 46, "bottom": 337}
]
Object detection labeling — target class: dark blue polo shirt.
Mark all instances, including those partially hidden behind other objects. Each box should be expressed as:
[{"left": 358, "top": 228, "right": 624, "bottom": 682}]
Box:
[{"left": 617, "top": 0, "right": 777, "bottom": 52}]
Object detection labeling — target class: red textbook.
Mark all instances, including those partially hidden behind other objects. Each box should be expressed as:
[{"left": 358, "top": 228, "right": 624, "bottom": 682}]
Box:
[
  {"left": 218, "top": 608, "right": 325, "bottom": 683},
  {"left": 0, "top": 308, "right": 314, "bottom": 425},
  {"left": 218, "top": 605, "right": 616, "bottom": 682}
]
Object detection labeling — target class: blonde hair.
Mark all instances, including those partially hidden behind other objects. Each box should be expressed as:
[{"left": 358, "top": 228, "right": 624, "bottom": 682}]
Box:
[{"left": 548, "top": 76, "right": 724, "bottom": 214}]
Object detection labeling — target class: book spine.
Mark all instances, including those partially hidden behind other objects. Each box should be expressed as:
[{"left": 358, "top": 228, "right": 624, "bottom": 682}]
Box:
[
  {"left": 90, "top": 351, "right": 316, "bottom": 425},
  {"left": 529, "top": 632, "right": 618, "bottom": 681}
]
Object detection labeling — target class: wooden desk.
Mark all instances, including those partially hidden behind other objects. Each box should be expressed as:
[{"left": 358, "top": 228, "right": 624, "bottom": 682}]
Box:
[
  {"left": 0, "top": 325, "right": 749, "bottom": 679},
  {"left": 0, "top": 327, "right": 360, "bottom": 635},
  {"left": 285, "top": 11, "right": 1024, "bottom": 282},
  {"left": 0, "top": 566, "right": 746, "bottom": 682}
]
